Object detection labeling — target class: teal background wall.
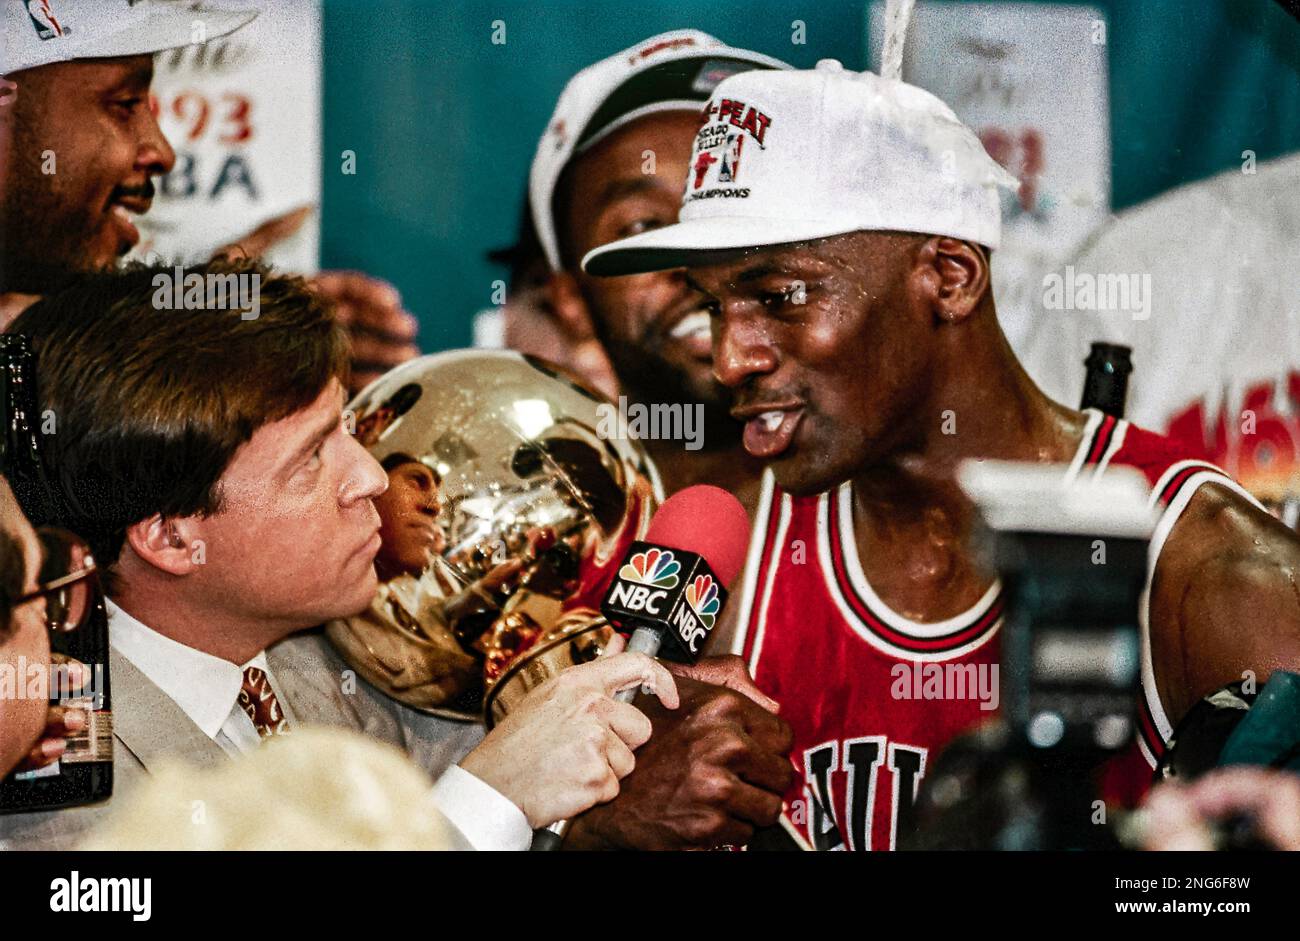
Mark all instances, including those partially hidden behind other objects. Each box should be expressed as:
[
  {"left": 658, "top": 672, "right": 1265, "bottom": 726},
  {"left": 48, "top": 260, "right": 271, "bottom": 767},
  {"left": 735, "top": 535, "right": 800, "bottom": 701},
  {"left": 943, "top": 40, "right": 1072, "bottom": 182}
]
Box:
[{"left": 320, "top": 0, "right": 1300, "bottom": 351}]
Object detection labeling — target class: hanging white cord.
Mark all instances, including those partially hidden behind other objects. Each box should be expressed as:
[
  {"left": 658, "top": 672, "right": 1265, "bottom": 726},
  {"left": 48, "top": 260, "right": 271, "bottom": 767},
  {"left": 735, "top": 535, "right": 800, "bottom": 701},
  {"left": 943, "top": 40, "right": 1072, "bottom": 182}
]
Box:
[{"left": 880, "top": 0, "right": 917, "bottom": 81}]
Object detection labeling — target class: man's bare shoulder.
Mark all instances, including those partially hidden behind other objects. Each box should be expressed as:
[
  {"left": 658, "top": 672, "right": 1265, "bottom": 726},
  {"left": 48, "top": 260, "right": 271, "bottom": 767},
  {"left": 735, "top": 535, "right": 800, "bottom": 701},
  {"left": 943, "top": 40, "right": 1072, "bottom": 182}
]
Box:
[{"left": 1151, "top": 482, "right": 1300, "bottom": 721}]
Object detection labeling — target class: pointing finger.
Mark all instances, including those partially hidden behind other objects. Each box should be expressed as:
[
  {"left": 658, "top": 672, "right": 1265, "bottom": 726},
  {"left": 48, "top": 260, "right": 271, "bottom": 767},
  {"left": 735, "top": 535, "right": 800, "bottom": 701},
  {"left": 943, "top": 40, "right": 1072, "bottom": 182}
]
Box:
[
  {"left": 213, "top": 204, "right": 314, "bottom": 259},
  {"left": 587, "top": 652, "right": 679, "bottom": 710}
]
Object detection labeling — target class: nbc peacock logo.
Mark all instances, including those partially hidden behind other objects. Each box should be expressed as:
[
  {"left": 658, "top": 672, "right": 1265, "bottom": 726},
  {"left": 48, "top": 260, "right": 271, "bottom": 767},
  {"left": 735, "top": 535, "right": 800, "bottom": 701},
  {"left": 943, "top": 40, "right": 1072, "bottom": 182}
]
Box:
[
  {"left": 619, "top": 548, "right": 680, "bottom": 589},
  {"left": 683, "top": 574, "right": 720, "bottom": 628}
]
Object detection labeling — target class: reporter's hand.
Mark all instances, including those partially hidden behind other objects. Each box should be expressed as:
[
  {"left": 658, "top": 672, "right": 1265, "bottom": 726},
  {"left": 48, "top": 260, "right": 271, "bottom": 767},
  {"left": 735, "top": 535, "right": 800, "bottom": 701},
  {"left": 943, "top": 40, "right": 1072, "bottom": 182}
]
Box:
[
  {"left": 566, "top": 667, "right": 794, "bottom": 850},
  {"left": 212, "top": 204, "right": 314, "bottom": 260},
  {"left": 310, "top": 270, "right": 420, "bottom": 394},
  {"left": 212, "top": 206, "right": 420, "bottom": 395},
  {"left": 459, "top": 641, "right": 679, "bottom": 828}
]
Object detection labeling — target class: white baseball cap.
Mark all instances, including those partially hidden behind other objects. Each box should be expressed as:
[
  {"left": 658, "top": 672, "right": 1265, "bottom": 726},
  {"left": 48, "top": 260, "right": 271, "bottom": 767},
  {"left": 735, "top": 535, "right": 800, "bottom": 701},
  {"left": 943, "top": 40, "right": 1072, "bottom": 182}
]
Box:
[
  {"left": 530, "top": 29, "right": 790, "bottom": 272},
  {"left": 583, "top": 59, "right": 1020, "bottom": 277},
  {"left": 2, "top": 0, "right": 257, "bottom": 76}
]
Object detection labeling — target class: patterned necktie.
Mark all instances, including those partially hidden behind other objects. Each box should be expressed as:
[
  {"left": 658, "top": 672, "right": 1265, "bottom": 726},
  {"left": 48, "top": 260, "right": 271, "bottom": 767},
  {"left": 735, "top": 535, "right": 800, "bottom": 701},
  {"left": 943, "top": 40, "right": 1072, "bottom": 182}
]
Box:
[{"left": 238, "top": 666, "right": 291, "bottom": 739}]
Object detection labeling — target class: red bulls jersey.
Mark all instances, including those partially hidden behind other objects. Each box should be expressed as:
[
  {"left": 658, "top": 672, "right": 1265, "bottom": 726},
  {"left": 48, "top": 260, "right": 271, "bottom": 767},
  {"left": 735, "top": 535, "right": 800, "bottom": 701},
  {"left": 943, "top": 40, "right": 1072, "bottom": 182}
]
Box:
[{"left": 732, "top": 410, "right": 1261, "bottom": 850}]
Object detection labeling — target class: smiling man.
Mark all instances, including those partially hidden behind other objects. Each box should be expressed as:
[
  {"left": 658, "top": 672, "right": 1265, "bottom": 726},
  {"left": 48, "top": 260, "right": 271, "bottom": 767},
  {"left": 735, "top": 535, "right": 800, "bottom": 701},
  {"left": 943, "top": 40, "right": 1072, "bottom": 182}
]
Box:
[
  {"left": 2, "top": 51, "right": 170, "bottom": 287},
  {"left": 531, "top": 30, "right": 788, "bottom": 506},
  {"left": 522, "top": 33, "right": 799, "bottom": 851},
  {"left": 585, "top": 61, "right": 1300, "bottom": 850},
  {"left": 0, "top": 1, "right": 418, "bottom": 392},
  {"left": 0, "top": 0, "right": 255, "bottom": 306}
]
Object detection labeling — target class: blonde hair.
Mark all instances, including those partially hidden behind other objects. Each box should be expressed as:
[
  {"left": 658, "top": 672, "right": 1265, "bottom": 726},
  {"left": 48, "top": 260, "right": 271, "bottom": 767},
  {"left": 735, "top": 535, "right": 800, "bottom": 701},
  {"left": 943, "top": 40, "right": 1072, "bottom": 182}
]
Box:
[{"left": 82, "top": 728, "right": 466, "bottom": 851}]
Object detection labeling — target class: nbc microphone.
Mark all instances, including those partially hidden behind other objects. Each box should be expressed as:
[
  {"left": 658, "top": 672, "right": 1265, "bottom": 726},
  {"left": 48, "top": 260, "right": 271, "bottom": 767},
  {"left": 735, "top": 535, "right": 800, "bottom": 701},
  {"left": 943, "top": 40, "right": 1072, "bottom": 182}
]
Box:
[
  {"left": 600, "top": 484, "right": 752, "bottom": 700},
  {"left": 530, "top": 484, "right": 751, "bottom": 850}
]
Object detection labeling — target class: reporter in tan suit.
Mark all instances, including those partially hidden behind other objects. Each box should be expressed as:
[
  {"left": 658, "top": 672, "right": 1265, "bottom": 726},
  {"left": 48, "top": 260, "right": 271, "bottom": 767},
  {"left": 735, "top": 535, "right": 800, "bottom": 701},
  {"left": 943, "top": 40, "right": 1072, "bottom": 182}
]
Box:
[
  {"left": 0, "top": 633, "right": 484, "bottom": 850},
  {"left": 0, "top": 261, "right": 677, "bottom": 850}
]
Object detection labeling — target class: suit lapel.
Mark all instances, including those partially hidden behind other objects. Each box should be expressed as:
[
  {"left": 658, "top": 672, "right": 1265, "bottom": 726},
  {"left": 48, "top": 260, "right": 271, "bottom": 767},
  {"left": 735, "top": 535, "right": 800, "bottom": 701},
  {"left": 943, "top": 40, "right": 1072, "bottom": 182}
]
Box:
[
  {"left": 267, "top": 632, "right": 363, "bottom": 731},
  {"left": 265, "top": 631, "right": 403, "bottom": 747},
  {"left": 109, "top": 646, "right": 228, "bottom": 772}
]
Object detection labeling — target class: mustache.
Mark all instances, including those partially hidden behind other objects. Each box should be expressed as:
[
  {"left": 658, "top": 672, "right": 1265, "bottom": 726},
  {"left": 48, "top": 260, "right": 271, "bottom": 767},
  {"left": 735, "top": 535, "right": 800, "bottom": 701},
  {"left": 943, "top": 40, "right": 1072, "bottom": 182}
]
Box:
[
  {"left": 110, "top": 181, "right": 156, "bottom": 202},
  {"left": 732, "top": 384, "right": 807, "bottom": 411}
]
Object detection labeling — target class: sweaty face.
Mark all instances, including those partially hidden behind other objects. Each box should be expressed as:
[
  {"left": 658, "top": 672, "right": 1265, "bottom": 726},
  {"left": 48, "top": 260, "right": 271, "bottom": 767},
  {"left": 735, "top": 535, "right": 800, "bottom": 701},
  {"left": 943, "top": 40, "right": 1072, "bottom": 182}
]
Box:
[
  {"left": 690, "top": 232, "right": 932, "bottom": 495},
  {"left": 187, "top": 380, "right": 388, "bottom": 628},
  {"left": 374, "top": 462, "right": 444, "bottom": 581},
  {"left": 562, "top": 110, "right": 728, "bottom": 414},
  {"left": 0, "top": 57, "right": 175, "bottom": 293}
]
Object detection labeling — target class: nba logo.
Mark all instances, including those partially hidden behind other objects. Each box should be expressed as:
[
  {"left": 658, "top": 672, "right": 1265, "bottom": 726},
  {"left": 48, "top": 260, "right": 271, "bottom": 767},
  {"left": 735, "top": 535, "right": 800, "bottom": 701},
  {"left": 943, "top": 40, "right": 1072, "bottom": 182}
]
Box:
[
  {"left": 27, "top": 0, "right": 69, "bottom": 40},
  {"left": 718, "top": 133, "right": 744, "bottom": 184}
]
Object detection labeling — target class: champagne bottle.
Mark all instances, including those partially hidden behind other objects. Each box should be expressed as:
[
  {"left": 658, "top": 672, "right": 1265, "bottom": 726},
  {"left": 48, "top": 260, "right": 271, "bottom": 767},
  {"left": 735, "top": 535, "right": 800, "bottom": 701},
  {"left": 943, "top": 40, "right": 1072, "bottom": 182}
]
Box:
[
  {"left": 1079, "top": 342, "right": 1133, "bottom": 418},
  {"left": 0, "top": 334, "right": 113, "bottom": 813}
]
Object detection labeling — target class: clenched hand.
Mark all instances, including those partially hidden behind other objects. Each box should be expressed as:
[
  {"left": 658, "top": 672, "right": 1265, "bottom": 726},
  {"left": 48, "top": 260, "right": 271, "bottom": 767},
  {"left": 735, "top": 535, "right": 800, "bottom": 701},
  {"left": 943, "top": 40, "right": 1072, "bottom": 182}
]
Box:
[
  {"left": 460, "top": 639, "right": 680, "bottom": 829},
  {"left": 566, "top": 655, "right": 793, "bottom": 849}
]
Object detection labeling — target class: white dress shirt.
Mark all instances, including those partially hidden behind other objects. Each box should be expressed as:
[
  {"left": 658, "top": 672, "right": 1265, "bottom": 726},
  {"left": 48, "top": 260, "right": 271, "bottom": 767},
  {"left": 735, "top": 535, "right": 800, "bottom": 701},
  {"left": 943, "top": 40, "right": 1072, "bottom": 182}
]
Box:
[{"left": 106, "top": 599, "right": 532, "bottom": 851}]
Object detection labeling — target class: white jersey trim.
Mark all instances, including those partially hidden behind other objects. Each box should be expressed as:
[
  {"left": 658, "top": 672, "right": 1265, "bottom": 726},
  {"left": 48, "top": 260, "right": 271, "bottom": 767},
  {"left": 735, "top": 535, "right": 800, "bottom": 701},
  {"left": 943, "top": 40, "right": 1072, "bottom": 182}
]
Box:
[
  {"left": 740, "top": 413, "right": 1112, "bottom": 663},
  {"left": 831, "top": 481, "right": 1002, "bottom": 638},
  {"left": 1134, "top": 458, "right": 1267, "bottom": 753},
  {"left": 811, "top": 486, "right": 1002, "bottom": 661},
  {"left": 1094, "top": 418, "right": 1129, "bottom": 478},
  {"left": 1063, "top": 408, "right": 1106, "bottom": 483},
  {"left": 731, "top": 468, "right": 775, "bottom": 657},
  {"left": 745, "top": 489, "right": 793, "bottom": 677}
]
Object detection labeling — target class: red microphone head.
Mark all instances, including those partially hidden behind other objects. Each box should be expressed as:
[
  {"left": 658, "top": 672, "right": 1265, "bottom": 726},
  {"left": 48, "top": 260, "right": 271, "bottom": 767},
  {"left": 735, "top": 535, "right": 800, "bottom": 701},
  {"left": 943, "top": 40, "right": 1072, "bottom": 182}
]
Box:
[{"left": 645, "top": 485, "right": 751, "bottom": 586}]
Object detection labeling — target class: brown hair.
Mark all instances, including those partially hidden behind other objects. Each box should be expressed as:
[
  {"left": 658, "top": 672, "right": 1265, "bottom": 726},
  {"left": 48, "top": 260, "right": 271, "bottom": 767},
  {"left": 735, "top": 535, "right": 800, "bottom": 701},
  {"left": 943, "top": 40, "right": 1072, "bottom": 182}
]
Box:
[
  {"left": 379, "top": 452, "right": 442, "bottom": 485},
  {"left": 0, "top": 524, "right": 22, "bottom": 638},
  {"left": 9, "top": 259, "right": 349, "bottom": 585}
]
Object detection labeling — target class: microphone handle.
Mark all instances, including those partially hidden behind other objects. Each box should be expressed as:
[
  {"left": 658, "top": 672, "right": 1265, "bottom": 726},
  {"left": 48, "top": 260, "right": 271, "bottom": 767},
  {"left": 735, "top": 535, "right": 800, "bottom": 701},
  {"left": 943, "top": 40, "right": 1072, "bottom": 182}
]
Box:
[
  {"left": 531, "top": 625, "right": 665, "bottom": 849},
  {"left": 614, "top": 625, "right": 664, "bottom": 702}
]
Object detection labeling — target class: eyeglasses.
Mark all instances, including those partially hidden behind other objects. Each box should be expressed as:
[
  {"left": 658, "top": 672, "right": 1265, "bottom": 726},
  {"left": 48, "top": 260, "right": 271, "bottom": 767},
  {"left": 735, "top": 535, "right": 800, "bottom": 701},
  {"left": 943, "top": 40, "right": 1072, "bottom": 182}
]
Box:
[{"left": 11, "top": 527, "right": 98, "bottom": 633}]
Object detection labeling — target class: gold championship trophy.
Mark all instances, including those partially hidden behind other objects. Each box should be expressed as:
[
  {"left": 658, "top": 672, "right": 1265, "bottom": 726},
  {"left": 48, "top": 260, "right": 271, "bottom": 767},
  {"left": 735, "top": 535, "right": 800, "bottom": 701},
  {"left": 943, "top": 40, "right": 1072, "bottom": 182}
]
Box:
[{"left": 325, "top": 350, "right": 657, "bottom": 725}]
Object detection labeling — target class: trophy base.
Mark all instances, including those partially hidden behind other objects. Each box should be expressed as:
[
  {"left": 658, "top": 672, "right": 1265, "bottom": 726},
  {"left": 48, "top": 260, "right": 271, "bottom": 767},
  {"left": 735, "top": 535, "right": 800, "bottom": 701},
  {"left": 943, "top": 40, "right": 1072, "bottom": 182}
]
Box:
[{"left": 483, "top": 615, "right": 615, "bottom": 728}]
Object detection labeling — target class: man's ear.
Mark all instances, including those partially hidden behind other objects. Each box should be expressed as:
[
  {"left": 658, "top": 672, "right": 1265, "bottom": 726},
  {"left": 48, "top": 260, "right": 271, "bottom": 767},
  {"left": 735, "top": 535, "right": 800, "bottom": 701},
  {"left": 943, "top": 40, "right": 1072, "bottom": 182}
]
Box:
[
  {"left": 546, "top": 270, "right": 599, "bottom": 344},
  {"left": 123, "top": 515, "right": 204, "bottom": 578},
  {"left": 915, "top": 237, "right": 990, "bottom": 325},
  {"left": 545, "top": 271, "right": 620, "bottom": 399}
]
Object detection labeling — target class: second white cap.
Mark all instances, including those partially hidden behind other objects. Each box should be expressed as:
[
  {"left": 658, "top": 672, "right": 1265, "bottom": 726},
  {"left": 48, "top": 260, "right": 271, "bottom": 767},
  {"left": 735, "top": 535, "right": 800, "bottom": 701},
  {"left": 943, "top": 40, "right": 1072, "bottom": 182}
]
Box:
[{"left": 583, "top": 61, "right": 1020, "bottom": 277}]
